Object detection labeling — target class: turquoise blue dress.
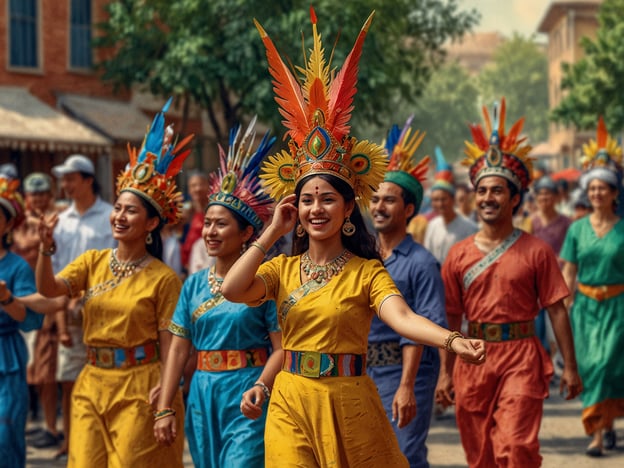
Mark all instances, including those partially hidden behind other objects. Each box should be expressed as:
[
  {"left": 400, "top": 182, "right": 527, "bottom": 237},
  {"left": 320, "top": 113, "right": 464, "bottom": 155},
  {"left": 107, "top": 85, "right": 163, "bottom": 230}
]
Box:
[
  {"left": 169, "top": 269, "right": 279, "bottom": 468},
  {"left": 0, "top": 252, "right": 42, "bottom": 468}
]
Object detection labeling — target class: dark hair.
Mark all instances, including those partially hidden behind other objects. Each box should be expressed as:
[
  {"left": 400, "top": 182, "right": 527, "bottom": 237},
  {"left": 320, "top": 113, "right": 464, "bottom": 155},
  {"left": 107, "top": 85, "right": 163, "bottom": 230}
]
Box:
[
  {"left": 80, "top": 171, "right": 100, "bottom": 195},
  {"left": 506, "top": 180, "right": 524, "bottom": 216},
  {"left": 292, "top": 174, "right": 381, "bottom": 261},
  {"left": 0, "top": 205, "right": 12, "bottom": 249},
  {"left": 398, "top": 186, "right": 418, "bottom": 224},
  {"left": 136, "top": 196, "right": 164, "bottom": 260}
]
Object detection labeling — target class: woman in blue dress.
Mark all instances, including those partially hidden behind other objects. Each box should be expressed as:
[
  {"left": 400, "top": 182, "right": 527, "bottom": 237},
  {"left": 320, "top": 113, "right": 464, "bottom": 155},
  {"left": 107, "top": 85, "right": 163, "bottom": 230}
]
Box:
[
  {"left": 154, "top": 120, "right": 282, "bottom": 467},
  {"left": 0, "top": 176, "right": 45, "bottom": 467}
]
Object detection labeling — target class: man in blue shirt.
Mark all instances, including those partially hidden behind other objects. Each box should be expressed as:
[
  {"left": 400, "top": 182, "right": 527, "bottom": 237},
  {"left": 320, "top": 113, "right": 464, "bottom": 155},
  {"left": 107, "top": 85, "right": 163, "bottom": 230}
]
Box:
[{"left": 368, "top": 125, "right": 447, "bottom": 468}]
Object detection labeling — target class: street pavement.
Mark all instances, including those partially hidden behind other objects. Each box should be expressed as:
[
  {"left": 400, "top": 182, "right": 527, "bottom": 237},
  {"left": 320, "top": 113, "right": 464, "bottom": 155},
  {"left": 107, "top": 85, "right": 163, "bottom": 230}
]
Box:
[{"left": 27, "top": 390, "right": 623, "bottom": 467}]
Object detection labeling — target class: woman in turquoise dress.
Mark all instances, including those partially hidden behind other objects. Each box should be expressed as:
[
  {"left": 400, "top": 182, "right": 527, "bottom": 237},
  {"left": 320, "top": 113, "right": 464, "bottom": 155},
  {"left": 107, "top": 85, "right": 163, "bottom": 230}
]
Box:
[
  {"left": 0, "top": 176, "right": 44, "bottom": 467},
  {"left": 154, "top": 121, "right": 282, "bottom": 467},
  {"left": 561, "top": 118, "right": 624, "bottom": 456}
]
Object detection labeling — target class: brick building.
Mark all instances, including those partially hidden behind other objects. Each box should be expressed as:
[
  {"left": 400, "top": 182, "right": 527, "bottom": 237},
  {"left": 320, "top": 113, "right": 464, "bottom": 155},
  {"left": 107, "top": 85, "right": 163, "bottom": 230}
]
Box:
[{"left": 0, "top": 0, "right": 203, "bottom": 202}]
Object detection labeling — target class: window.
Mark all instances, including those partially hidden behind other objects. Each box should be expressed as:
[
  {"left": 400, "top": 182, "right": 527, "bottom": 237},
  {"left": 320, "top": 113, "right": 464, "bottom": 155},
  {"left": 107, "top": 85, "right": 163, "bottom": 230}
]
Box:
[
  {"left": 70, "top": 0, "right": 92, "bottom": 69},
  {"left": 9, "top": 0, "right": 38, "bottom": 68}
]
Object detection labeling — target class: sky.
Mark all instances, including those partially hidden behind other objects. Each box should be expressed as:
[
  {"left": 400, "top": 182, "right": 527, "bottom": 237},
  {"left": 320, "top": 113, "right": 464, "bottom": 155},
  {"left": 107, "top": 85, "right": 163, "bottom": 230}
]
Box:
[{"left": 460, "top": 0, "right": 551, "bottom": 38}]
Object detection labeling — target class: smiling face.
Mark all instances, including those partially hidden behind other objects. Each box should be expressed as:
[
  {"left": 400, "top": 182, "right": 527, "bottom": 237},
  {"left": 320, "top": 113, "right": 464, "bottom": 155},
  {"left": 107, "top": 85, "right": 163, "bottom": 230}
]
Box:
[
  {"left": 297, "top": 176, "right": 353, "bottom": 243},
  {"left": 110, "top": 192, "right": 160, "bottom": 244},
  {"left": 475, "top": 176, "right": 519, "bottom": 225},
  {"left": 60, "top": 172, "right": 92, "bottom": 201},
  {"left": 587, "top": 178, "right": 617, "bottom": 212},
  {"left": 369, "top": 182, "right": 413, "bottom": 234},
  {"left": 430, "top": 189, "right": 455, "bottom": 218},
  {"left": 202, "top": 204, "right": 253, "bottom": 261}
]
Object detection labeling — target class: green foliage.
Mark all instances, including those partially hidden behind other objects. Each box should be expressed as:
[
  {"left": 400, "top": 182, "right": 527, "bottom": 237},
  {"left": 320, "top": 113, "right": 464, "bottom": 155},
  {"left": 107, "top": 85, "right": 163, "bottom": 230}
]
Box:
[
  {"left": 551, "top": 0, "right": 624, "bottom": 131},
  {"left": 94, "top": 0, "right": 478, "bottom": 151},
  {"left": 478, "top": 34, "right": 549, "bottom": 143}
]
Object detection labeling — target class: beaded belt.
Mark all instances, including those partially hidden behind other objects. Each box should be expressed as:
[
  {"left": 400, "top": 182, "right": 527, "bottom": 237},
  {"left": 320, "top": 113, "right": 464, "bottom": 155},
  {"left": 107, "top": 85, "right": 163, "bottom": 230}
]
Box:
[
  {"left": 578, "top": 283, "right": 624, "bottom": 302},
  {"left": 196, "top": 348, "right": 268, "bottom": 371},
  {"left": 367, "top": 341, "right": 402, "bottom": 367},
  {"left": 468, "top": 320, "right": 535, "bottom": 342},
  {"left": 283, "top": 350, "right": 366, "bottom": 378},
  {"left": 87, "top": 341, "right": 159, "bottom": 369}
]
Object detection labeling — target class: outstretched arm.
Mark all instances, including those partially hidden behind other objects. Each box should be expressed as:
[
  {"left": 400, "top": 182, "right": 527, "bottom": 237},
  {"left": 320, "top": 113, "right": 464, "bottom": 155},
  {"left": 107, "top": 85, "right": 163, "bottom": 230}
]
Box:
[
  {"left": 222, "top": 194, "right": 298, "bottom": 304},
  {"left": 380, "top": 295, "right": 485, "bottom": 364},
  {"left": 36, "top": 212, "right": 69, "bottom": 297}
]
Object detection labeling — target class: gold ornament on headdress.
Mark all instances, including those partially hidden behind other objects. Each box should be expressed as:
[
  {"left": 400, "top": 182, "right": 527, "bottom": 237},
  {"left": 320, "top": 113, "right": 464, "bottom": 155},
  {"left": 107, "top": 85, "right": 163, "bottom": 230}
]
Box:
[
  {"left": 463, "top": 97, "right": 533, "bottom": 191},
  {"left": 0, "top": 176, "right": 25, "bottom": 228},
  {"left": 116, "top": 98, "right": 194, "bottom": 224},
  {"left": 256, "top": 7, "right": 387, "bottom": 209},
  {"left": 581, "top": 116, "right": 622, "bottom": 169}
]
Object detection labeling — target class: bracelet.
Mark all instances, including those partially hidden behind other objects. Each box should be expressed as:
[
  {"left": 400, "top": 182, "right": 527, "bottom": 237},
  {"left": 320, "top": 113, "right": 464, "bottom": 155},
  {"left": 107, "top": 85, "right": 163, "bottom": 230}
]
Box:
[
  {"left": 40, "top": 241, "right": 57, "bottom": 256},
  {"left": 444, "top": 331, "right": 464, "bottom": 353},
  {"left": 0, "top": 294, "right": 14, "bottom": 306},
  {"left": 250, "top": 241, "right": 268, "bottom": 256},
  {"left": 153, "top": 407, "right": 176, "bottom": 421},
  {"left": 253, "top": 381, "right": 271, "bottom": 400}
]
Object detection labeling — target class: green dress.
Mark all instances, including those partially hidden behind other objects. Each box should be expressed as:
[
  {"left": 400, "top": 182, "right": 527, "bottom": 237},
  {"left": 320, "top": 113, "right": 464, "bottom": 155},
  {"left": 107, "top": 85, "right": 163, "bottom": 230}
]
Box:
[{"left": 560, "top": 217, "right": 624, "bottom": 433}]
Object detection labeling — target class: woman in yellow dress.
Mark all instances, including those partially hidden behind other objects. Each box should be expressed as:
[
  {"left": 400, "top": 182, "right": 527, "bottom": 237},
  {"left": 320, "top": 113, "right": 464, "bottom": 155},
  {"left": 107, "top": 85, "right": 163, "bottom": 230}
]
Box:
[
  {"left": 222, "top": 10, "right": 486, "bottom": 467},
  {"left": 35, "top": 99, "right": 192, "bottom": 468}
]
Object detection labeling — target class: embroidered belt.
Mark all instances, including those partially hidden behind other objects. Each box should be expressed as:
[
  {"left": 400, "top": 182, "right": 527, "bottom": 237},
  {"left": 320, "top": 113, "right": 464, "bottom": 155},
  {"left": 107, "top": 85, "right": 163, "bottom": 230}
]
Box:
[
  {"left": 283, "top": 350, "right": 366, "bottom": 378},
  {"left": 87, "top": 341, "right": 160, "bottom": 369},
  {"left": 196, "top": 348, "right": 268, "bottom": 371},
  {"left": 468, "top": 321, "right": 535, "bottom": 342},
  {"left": 578, "top": 283, "right": 624, "bottom": 302},
  {"left": 367, "top": 341, "right": 402, "bottom": 367}
]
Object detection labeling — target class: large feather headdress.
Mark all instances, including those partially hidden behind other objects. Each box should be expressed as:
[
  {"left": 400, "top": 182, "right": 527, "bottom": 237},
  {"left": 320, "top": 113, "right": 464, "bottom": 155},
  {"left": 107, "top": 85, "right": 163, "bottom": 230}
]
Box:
[
  {"left": 116, "top": 98, "right": 194, "bottom": 224},
  {"left": 257, "top": 7, "right": 387, "bottom": 209},
  {"left": 383, "top": 116, "right": 430, "bottom": 211},
  {"left": 579, "top": 116, "right": 622, "bottom": 189},
  {"left": 208, "top": 116, "right": 275, "bottom": 232},
  {"left": 0, "top": 176, "right": 25, "bottom": 228},
  {"left": 463, "top": 97, "right": 533, "bottom": 191}
]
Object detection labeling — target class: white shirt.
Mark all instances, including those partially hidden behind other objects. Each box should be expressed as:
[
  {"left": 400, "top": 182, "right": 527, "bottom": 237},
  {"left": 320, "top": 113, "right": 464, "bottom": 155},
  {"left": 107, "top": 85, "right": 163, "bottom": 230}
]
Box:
[{"left": 424, "top": 214, "right": 478, "bottom": 263}]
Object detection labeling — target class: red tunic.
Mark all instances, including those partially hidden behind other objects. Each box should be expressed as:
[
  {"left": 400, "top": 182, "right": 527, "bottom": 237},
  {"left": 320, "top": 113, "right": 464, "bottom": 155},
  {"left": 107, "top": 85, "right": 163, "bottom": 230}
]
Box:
[{"left": 442, "top": 232, "right": 569, "bottom": 467}]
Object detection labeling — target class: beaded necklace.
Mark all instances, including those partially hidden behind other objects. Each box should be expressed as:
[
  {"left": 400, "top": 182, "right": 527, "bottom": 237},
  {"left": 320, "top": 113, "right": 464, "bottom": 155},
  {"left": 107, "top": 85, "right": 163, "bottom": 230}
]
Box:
[
  {"left": 301, "top": 250, "right": 353, "bottom": 283},
  {"left": 208, "top": 266, "right": 224, "bottom": 295},
  {"left": 109, "top": 248, "right": 149, "bottom": 278}
]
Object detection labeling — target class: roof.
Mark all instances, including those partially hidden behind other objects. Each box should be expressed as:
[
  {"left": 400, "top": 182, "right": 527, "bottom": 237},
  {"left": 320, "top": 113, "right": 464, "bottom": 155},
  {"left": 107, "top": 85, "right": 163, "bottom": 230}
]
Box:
[
  {"left": 537, "top": 0, "right": 602, "bottom": 33},
  {"left": 57, "top": 93, "right": 153, "bottom": 143},
  {"left": 0, "top": 86, "right": 111, "bottom": 153}
]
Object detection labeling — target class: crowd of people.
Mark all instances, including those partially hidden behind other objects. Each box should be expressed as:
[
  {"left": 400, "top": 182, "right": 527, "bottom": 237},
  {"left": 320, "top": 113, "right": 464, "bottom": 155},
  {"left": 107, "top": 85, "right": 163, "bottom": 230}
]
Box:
[{"left": 1, "top": 7, "right": 623, "bottom": 468}]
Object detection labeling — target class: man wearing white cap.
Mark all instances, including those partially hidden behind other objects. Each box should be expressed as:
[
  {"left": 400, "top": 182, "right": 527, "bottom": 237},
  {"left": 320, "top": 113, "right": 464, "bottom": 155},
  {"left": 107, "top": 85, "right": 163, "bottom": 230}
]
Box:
[{"left": 44, "top": 155, "right": 114, "bottom": 457}]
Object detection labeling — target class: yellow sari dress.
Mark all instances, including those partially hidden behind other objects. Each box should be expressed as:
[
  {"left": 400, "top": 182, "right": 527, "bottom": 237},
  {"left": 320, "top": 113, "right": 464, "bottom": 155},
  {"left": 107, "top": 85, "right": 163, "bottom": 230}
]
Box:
[
  {"left": 58, "top": 249, "right": 185, "bottom": 468},
  {"left": 257, "top": 254, "right": 409, "bottom": 467}
]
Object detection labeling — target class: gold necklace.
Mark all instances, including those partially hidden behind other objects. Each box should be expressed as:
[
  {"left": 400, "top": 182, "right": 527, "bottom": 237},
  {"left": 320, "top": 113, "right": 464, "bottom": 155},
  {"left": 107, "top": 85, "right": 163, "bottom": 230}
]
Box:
[
  {"left": 109, "top": 249, "right": 149, "bottom": 278},
  {"left": 208, "top": 266, "right": 224, "bottom": 295},
  {"left": 301, "top": 250, "right": 353, "bottom": 283}
]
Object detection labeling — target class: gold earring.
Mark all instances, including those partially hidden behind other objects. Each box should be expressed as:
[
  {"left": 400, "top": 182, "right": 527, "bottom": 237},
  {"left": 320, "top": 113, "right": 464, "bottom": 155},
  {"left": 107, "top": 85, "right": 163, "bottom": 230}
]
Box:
[
  {"left": 296, "top": 224, "right": 306, "bottom": 238},
  {"left": 146, "top": 232, "right": 153, "bottom": 245},
  {"left": 342, "top": 217, "right": 355, "bottom": 236}
]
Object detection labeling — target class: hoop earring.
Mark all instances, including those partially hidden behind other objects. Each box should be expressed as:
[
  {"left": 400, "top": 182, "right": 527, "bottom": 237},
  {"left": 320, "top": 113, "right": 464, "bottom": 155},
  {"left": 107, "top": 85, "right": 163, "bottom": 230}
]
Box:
[
  {"left": 342, "top": 217, "right": 356, "bottom": 236},
  {"left": 296, "top": 224, "right": 306, "bottom": 238},
  {"left": 146, "top": 232, "right": 153, "bottom": 245}
]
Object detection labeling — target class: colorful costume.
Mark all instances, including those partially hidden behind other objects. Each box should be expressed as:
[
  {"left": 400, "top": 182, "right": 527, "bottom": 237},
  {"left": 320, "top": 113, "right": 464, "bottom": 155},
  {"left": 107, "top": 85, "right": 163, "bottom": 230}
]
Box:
[
  {"left": 58, "top": 250, "right": 184, "bottom": 467},
  {"left": 443, "top": 233, "right": 568, "bottom": 467},
  {"left": 0, "top": 253, "right": 40, "bottom": 468},
  {"left": 55, "top": 99, "right": 192, "bottom": 468},
  {"left": 258, "top": 255, "right": 408, "bottom": 467},
  {"left": 169, "top": 118, "right": 278, "bottom": 467},
  {"left": 443, "top": 99, "right": 569, "bottom": 467},
  {"left": 169, "top": 271, "right": 278, "bottom": 467},
  {"left": 0, "top": 177, "right": 42, "bottom": 468},
  {"left": 368, "top": 119, "right": 446, "bottom": 467},
  {"left": 560, "top": 117, "right": 624, "bottom": 436}
]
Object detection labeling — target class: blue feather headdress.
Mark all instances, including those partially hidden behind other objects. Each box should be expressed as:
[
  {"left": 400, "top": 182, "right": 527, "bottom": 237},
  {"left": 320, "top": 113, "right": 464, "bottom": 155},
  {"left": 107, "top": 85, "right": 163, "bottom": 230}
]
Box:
[
  {"left": 116, "top": 98, "right": 194, "bottom": 224},
  {"left": 208, "top": 116, "right": 276, "bottom": 232}
]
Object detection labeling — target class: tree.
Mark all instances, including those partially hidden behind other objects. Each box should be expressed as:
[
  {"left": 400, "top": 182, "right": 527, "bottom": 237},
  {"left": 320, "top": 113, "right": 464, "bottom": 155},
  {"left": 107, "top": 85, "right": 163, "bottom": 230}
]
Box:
[
  {"left": 94, "top": 0, "right": 478, "bottom": 156},
  {"left": 359, "top": 61, "right": 480, "bottom": 163},
  {"left": 551, "top": 0, "right": 624, "bottom": 131},
  {"left": 478, "top": 34, "right": 549, "bottom": 143}
]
